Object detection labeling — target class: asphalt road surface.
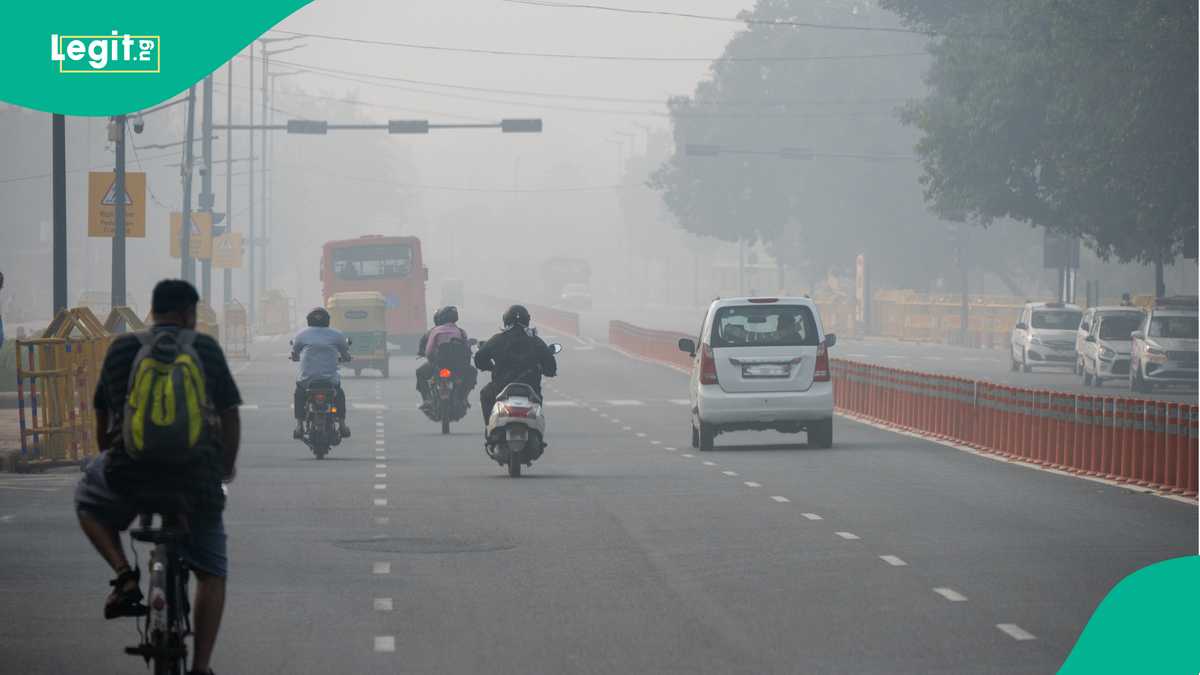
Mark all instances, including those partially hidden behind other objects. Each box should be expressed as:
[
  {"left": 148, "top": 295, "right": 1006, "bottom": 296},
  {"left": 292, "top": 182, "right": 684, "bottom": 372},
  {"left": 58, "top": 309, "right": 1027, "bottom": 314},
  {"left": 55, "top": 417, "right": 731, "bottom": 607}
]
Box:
[
  {"left": 572, "top": 303, "right": 1197, "bottom": 404},
  {"left": 0, "top": 329, "right": 1193, "bottom": 674}
]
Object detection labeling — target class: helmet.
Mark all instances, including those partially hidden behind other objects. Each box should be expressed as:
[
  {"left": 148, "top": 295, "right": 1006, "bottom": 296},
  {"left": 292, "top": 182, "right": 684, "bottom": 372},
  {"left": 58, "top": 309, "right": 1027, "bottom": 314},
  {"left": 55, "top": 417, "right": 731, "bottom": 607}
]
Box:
[
  {"left": 502, "top": 304, "right": 530, "bottom": 328},
  {"left": 306, "top": 307, "right": 331, "bottom": 327},
  {"left": 438, "top": 305, "right": 459, "bottom": 325}
]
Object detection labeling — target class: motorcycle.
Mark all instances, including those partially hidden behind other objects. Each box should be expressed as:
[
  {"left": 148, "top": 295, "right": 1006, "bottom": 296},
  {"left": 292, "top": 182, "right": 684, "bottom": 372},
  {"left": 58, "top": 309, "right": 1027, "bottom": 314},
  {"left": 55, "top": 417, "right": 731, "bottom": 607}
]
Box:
[
  {"left": 291, "top": 339, "right": 352, "bottom": 460},
  {"left": 421, "top": 339, "right": 476, "bottom": 435},
  {"left": 484, "top": 343, "right": 563, "bottom": 477}
]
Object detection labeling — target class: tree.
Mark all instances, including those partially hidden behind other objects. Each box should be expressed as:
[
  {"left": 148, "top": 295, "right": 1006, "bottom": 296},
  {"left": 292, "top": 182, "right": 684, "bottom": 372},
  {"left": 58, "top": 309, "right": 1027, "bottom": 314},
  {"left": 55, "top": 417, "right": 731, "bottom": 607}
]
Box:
[
  {"left": 650, "top": 0, "right": 975, "bottom": 290},
  {"left": 883, "top": 0, "right": 1198, "bottom": 269}
]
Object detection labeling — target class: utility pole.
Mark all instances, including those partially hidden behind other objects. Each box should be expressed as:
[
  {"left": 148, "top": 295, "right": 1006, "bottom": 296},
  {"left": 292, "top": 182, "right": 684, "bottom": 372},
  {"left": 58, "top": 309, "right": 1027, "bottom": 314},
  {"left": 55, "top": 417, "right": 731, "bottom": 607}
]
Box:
[
  {"left": 200, "top": 75, "right": 215, "bottom": 303},
  {"left": 260, "top": 46, "right": 268, "bottom": 298},
  {"left": 180, "top": 86, "right": 197, "bottom": 281},
  {"left": 224, "top": 61, "right": 234, "bottom": 305},
  {"left": 248, "top": 42, "right": 256, "bottom": 330},
  {"left": 112, "top": 114, "right": 127, "bottom": 309},
  {"left": 51, "top": 114, "right": 66, "bottom": 314}
]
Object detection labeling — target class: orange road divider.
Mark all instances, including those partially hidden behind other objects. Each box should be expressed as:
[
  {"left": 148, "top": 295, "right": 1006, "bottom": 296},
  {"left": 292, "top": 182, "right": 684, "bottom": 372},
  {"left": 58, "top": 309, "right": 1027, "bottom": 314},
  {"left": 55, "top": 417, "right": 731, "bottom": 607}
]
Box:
[{"left": 608, "top": 319, "right": 1197, "bottom": 497}]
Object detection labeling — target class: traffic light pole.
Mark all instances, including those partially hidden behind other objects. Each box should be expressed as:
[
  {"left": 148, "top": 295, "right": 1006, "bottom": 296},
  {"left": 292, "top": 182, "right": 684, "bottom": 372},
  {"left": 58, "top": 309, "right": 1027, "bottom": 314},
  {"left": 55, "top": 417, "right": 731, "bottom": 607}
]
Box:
[
  {"left": 112, "top": 114, "right": 127, "bottom": 309},
  {"left": 247, "top": 42, "right": 256, "bottom": 331},
  {"left": 200, "top": 75, "right": 214, "bottom": 303}
]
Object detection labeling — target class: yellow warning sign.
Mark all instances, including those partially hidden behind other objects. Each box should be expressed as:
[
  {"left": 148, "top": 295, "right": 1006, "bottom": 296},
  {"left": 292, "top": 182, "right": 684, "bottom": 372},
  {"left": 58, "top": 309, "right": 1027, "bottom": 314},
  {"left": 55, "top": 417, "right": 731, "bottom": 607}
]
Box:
[
  {"left": 169, "top": 212, "right": 213, "bottom": 259},
  {"left": 211, "top": 232, "right": 244, "bottom": 269},
  {"left": 88, "top": 171, "right": 146, "bottom": 237}
]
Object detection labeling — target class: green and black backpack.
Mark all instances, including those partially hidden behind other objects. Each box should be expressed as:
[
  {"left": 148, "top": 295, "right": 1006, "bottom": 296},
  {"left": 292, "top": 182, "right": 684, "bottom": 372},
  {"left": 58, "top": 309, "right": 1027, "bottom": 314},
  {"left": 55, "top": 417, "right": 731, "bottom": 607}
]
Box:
[{"left": 122, "top": 329, "right": 213, "bottom": 463}]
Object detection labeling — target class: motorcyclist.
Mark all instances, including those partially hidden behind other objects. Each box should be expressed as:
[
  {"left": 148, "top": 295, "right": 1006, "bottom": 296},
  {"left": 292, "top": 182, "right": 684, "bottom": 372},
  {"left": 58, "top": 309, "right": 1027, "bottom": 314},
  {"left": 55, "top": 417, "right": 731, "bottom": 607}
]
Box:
[
  {"left": 291, "top": 307, "right": 352, "bottom": 439},
  {"left": 416, "top": 306, "right": 477, "bottom": 410},
  {"left": 474, "top": 304, "right": 557, "bottom": 427}
]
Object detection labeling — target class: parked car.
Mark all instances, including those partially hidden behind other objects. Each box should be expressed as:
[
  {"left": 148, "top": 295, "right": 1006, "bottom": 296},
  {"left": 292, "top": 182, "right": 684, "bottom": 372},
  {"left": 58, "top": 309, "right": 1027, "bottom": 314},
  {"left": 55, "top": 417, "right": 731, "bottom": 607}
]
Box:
[
  {"left": 1011, "top": 302, "right": 1083, "bottom": 372},
  {"left": 1129, "top": 297, "right": 1198, "bottom": 393},
  {"left": 1078, "top": 308, "right": 1144, "bottom": 387},
  {"left": 677, "top": 297, "right": 835, "bottom": 451}
]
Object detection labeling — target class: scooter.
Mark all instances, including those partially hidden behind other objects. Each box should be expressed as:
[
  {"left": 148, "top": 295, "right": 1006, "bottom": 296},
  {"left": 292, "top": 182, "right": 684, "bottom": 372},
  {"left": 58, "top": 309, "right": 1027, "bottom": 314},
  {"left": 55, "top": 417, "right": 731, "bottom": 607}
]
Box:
[{"left": 484, "top": 343, "right": 562, "bottom": 477}]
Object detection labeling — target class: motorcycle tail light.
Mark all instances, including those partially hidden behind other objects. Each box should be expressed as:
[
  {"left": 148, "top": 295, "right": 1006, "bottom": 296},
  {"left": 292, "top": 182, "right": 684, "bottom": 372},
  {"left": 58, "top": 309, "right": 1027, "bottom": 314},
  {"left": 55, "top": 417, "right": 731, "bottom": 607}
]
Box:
[
  {"left": 330, "top": 407, "right": 338, "bottom": 413},
  {"left": 313, "top": 393, "right": 326, "bottom": 402},
  {"left": 498, "top": 404, "right": 532, "bottom": 418},
  {"left": 439, "top": 368, "right": 452, "bottom": 378}
]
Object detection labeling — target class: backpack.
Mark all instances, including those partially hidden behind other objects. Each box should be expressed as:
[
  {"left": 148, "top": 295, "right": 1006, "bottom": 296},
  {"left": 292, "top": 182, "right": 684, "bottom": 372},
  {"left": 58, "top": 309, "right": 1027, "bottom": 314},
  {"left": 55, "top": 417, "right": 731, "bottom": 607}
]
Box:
[{"left": 122, "top": 329, "right": 212, "bottom": 463}]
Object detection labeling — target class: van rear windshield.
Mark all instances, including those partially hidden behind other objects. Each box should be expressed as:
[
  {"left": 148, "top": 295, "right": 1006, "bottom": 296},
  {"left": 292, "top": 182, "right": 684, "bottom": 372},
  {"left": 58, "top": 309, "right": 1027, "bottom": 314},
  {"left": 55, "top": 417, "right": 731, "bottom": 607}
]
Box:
[{"left": 710, "top": 305, "right": 820, "bottom": 348}]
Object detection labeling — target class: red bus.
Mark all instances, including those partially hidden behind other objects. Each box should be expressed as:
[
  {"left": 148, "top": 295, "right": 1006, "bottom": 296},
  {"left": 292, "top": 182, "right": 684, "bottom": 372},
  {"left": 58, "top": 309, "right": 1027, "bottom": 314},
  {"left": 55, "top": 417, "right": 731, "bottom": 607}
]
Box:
[{"left": 320, "top": 235, "right": 428, "bottom": 352}]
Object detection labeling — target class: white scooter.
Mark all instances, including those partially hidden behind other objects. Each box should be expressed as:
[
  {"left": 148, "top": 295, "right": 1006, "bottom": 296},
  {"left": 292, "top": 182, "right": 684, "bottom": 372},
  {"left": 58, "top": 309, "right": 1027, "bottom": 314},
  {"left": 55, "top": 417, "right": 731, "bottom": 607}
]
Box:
[{"left": 485, "top": 343, "right": 562, "bottom": 477}]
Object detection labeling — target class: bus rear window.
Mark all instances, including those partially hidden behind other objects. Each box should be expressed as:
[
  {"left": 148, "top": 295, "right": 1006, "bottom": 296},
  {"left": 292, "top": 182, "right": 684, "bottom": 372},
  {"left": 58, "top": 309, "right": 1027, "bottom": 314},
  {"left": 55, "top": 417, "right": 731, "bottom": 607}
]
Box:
[{"left": 332, "top": 244, "right": 413, "bottom": 280}]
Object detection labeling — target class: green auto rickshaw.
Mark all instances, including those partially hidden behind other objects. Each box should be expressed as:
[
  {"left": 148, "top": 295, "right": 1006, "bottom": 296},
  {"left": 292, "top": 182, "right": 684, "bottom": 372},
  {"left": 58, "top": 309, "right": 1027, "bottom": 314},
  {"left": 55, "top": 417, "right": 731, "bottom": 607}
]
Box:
[{"left": 328, "top": 291, "right": 390, "bottom": 377}]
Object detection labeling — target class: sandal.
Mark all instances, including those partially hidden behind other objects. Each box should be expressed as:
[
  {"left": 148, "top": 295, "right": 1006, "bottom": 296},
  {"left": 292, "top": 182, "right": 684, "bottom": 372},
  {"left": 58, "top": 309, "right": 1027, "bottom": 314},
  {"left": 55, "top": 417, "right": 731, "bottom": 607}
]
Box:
[{"left": 104, "top": 567, "right": 146, "bottom": 619}]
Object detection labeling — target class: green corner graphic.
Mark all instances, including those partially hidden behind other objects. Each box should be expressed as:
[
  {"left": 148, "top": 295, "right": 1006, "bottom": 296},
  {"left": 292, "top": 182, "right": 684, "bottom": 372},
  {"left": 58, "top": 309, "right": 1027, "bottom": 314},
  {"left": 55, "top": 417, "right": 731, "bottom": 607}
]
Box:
[
  {"left": 1059, "top": 555, "right": 1199, "bottom": 674},
  {"left": 2, "top": 2, "right": 311, "bottom": 115}
]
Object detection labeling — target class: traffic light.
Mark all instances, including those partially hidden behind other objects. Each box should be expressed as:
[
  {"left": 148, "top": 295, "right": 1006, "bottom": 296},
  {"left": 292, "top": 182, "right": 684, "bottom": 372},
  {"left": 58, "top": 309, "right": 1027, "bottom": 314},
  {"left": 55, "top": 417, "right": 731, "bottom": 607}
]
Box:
[
  {"left": 286, "top": 119, "right": 328, "bottom": 135},
  {"left": 388, "top": 120, "right": 430, "bottom": 134},
  {"left": 500, "top": 118, "right": 542, "bottom": 133}
]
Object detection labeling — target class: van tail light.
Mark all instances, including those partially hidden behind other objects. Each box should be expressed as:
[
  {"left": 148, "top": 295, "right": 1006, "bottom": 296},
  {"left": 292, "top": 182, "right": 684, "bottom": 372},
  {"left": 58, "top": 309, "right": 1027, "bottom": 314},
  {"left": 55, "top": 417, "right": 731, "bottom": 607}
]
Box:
[
  {"left": 813, "top": 343, "right": 831, "bottom": 382},
  {"left": 699, "top": 344, "right": 719, "bottom": 385}
]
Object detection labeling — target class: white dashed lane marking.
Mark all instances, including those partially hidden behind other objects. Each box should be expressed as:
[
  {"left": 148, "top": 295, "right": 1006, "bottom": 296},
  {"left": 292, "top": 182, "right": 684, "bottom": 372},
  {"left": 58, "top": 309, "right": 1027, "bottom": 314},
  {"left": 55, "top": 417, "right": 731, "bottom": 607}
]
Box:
[
  {"left": 650, "top": 440, "right": 661, "bottom": 445},
  {"left": 721, "top": 471, "right": 738, "bottom": 477},
  {"left": 374, "top": 473, "right": 386, "bottom": 479},
  {"left": 743, "top": 481, "right": 761, "bottom": 487},
  {"left": 374, "top": 516, "right": 390, "bottom": 525},
  {"left": 375, "top": 464, "right": 386, "bottom": 469},
  {"left": 668, "top": 399, "right": 691, "bottom": 406},
  {"left": 374, "top": 484, "right": 387, "bottom": 490},
  {"left": 879, "top": 555, "right": 908, "bottom": 567},
  {"left": 664, "top": 446, "right": 677, "bottom": 451},
  {"left": 374, "top": 498, "right": 388, "bottom": 507},
  {"left": 835, "top": 532, "right": 860, "bottom": 540},
  {"left": 635, "top": 432, "right": 647, "bottom": 438},
  {"left": 374, "top": 636, "right": 396, "bottom": 653},
  {"left": 770, "top": 496, "right": 791, "bottom": 503},
  {"left": 372, "top": 562, "right": 391, "bottom": 575},
  {"left": 354, "top": 403, "right": 388, "bottom": 410},
  {"left": 801, "top": 513, "right": 823, "bottom": 520},
  {"left": 701, "top": 461, "right": 717, "bottom": 466},
  {"left": 374, "top": 598, "right": 394, "bottom": 612},
  {"left": 543, "top": 400, "right": 578, "bottom": 407},
  {"left": 933, "top": 587, "right": 968, "bottom": 602},
  {"left": 605, "top": 400, "right": 644, "bottom": 406},
  {"left": 681, "top": 453, "right": 696, "bottom": 458},
  {"left": 996, "top": 624, "right": 1036, "bottom": 641}
]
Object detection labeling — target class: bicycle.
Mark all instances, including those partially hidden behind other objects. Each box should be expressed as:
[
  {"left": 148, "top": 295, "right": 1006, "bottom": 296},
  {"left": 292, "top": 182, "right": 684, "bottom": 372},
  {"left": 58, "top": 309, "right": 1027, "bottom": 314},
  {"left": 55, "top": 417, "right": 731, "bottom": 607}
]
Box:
[{"left": 123, "top": 492, "right": 192, "bottom": 675}]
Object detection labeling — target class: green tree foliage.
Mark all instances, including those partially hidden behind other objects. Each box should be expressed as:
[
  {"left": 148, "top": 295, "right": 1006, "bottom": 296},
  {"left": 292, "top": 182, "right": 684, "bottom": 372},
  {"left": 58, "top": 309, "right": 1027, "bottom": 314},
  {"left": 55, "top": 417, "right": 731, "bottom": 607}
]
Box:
[
  {"left": 650, "top": 0, "right": 969, "bottom": 289},
  {"left": 882, "top": 0, "right": 1198, "bottom": 265}
]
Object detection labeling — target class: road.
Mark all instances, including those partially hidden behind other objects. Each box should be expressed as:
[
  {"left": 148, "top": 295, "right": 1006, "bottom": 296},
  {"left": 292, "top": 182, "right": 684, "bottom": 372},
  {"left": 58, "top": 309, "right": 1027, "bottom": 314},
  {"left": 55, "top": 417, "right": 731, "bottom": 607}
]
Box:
[
  {"left": 0, "top": 327, "right": 1193, "bottom": 674},
  {"left": 571, "top": 303, "right": 1198, "bottom": 404}
]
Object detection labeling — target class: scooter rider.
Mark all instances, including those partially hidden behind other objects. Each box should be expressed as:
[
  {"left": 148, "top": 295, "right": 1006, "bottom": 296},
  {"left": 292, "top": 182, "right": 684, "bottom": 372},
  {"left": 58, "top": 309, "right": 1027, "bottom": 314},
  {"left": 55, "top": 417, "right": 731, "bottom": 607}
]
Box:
[
  {"left": 291, "top": 307, "right": 352, "bottom": 439},
  {"left": 474, "top": 304, "right": 557, "bottom": 426}
]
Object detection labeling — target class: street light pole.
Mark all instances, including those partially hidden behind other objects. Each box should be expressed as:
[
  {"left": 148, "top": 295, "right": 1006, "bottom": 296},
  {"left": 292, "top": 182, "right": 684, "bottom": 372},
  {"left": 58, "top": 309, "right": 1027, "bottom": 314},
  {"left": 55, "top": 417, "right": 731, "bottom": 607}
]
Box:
[
  {"left": 248, "top": 42, "right": 255, "bottom": 330},
  {"left": 112, "top": 114, "right": 127, "bottom": 308},
  {"left": 180, "top": 86, "right": 197, "bottom": 282},
  {"left": 224, "top": 60, "right": 234, "bottom": 305},
  {"left": 51, "top": 114, "right": 66, "bottom": 315},
  {"left": 256, "top": 39, "right": 304, "bottom": 300},
  {"left": 200, "top": 75, "right": 215, "bottom": 303}
]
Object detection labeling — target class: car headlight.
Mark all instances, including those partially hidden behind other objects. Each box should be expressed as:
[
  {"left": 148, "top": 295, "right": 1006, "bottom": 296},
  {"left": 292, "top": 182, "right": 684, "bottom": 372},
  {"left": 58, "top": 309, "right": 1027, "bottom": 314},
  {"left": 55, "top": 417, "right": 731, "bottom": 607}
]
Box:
[
  {"left": 1099, "top": 347, "right": 1116, "bottom": 360},
  {"left": 1028, "top": 336, "right": 1043, "bottom": 345}
]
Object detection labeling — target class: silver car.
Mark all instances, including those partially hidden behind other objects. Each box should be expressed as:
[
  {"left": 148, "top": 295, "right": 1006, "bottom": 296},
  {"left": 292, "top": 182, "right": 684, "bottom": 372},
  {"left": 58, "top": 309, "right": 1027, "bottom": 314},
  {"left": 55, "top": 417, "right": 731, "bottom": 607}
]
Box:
[
  {"left": 1130, "top": 301, "right": 1198, "bottom": 392},
  {"left": 1079, "top": 309, "right": 1143, "bottom": 387},
  {"left": 1011, "top": 302, "right": 1083, "bottom": 372}
]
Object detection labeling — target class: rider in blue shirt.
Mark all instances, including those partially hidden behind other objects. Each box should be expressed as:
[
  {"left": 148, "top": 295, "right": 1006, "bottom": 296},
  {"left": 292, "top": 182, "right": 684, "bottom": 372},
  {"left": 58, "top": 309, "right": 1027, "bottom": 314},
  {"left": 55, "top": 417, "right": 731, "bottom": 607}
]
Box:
[{"left": 291, "top": 307, "right": 352, "bottom": 439}]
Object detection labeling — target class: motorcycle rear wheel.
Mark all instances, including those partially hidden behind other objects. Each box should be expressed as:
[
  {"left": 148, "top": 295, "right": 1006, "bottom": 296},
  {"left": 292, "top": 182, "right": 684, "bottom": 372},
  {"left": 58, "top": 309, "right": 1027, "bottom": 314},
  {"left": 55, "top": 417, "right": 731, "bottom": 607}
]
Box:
[{"left": 507, "top": 453, "right": 521, "bottom": 477}]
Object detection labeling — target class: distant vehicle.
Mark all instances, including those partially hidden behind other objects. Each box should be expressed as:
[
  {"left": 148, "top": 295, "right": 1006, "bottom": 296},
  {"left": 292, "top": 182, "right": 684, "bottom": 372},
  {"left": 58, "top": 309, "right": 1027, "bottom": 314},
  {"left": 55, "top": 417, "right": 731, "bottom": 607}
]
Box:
[
  {"left": 328, "top": 291, "right": 390, "bottom": 378},
  {"left": 321, "top": 235, "right": 428, "bottom": 353},
  {"left": 1010, "top": 301, "right": 1083, "bottom": 372},
  {"left": 1078, "top": 308, "right": 1144, "bottom": 387},
  {"left": 559, "top": 282, "right": 593, "bottom": 310},
  {"left": 1129, "top": 297, "right": 1198, "bottom": 393},
  {"left": 1075, "top": 306, "right": 1144, "bottom": 375},
  {"left": 540, "top": 257, "right": 591, "bottom": 303},
  {"left": 440, "top": 279, "right": 465, "bottom": 308},
  {"left": 678, "top": 297, "right": 835, "bottom": 451}
]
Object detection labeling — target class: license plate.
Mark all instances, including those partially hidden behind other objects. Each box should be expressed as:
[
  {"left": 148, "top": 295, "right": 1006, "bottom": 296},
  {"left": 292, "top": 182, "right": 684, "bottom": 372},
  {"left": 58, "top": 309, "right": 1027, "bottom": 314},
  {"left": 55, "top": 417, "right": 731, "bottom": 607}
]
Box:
[
  {"left": 743, "top": 364, "right": 789, "bottom": 378},
  {"left": 507, "top": 428, "right": 528, "bottom": 441}
]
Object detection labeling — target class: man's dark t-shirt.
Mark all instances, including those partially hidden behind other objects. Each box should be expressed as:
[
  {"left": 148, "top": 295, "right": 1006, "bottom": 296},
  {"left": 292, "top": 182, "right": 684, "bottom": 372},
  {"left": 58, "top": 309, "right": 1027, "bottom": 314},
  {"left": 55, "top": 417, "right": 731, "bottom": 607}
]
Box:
[{"left": 93, "top": 325, "right": 242, "bottom": 512}]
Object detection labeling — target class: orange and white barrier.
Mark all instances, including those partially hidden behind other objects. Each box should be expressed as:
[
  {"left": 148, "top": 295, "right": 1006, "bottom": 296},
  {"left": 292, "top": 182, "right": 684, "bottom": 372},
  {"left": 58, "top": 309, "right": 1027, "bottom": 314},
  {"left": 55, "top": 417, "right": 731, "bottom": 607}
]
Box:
[{"left": 608, "top": 319, "right": 1198, "bottom": 497}]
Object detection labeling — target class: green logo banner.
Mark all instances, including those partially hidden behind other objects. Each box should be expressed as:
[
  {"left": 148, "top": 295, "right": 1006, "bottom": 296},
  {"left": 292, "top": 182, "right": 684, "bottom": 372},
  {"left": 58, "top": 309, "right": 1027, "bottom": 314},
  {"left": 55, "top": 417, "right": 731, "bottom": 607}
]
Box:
[
  {"left": 2, "top": 2, "right": 311, "bottom": 115},
  {"left": 1059, "top": 555, "right": 1199, "bottom": 673}
]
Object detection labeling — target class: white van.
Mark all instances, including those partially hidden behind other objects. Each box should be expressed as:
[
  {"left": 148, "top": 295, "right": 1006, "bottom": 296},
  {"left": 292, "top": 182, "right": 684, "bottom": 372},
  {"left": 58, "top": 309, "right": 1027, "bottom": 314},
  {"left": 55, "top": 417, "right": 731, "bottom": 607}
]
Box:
[{"left": 677, "top": 297, "right": 835, "bottom": 451}]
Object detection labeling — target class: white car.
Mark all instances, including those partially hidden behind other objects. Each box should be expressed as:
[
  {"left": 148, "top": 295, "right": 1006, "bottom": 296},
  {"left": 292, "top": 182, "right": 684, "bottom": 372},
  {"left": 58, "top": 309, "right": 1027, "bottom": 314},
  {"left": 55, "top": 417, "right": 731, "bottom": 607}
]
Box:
[
  {"left": 1078, "top": 308, "right": 1144, "bottom": 387},
  {"left": 677, "top": 297, "right": 835, "bottom": 451},
  {"left": 1130, "top": 299, "right": 1199, "bottom": 392},
  {"left": 1011, "top": 302, "right": 1083, "bottom": 372}
]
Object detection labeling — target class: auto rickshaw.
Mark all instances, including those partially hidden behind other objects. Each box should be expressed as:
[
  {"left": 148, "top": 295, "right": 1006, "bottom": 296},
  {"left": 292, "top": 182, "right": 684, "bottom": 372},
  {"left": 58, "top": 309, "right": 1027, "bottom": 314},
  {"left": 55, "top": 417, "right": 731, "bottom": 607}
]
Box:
[{"left": 328, "top": 291, "right": 390, "bottom": 377}]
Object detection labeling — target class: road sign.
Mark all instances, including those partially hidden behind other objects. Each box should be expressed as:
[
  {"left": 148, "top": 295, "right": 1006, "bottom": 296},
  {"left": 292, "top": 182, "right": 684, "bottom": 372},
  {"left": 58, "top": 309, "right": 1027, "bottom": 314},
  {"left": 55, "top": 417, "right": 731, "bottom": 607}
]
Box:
[
  {"left": 87, "top": 171, "right": 146, "bottom": 237},
  {"left": 211, "top": 232, "right": 243, "bottom": 269},
  {"left": 169, "top": 211, "right": 213, "bottom": 259}
]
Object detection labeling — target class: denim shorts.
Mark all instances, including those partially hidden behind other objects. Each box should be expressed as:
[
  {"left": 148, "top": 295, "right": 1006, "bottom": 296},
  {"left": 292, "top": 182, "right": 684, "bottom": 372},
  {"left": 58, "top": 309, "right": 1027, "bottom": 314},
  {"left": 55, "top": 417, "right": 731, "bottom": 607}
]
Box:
[{"left": 75, "top": 453, "right": 228, "bottom": 578}]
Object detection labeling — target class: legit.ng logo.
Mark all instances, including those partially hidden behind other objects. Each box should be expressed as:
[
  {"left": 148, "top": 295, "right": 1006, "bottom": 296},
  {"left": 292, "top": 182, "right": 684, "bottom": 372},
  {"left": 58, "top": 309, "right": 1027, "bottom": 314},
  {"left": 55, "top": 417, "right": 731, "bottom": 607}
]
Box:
[{"left": 50, "top": 31, "right": 160, "bottom": 73}]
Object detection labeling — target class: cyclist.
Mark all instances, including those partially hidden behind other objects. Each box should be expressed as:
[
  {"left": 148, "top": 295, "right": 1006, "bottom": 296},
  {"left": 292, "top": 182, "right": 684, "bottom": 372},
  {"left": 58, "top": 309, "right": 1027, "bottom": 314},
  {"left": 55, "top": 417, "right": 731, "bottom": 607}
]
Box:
[{"left": 75, "top": 279, "right": 242, "bottom": 675}]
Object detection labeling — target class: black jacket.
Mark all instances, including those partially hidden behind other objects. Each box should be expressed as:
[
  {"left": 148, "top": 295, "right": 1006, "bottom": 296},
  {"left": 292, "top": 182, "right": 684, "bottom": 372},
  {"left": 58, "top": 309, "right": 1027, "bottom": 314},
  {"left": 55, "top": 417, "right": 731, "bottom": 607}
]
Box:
[{"left": 474, "top": 326, "right": 557, "bottom": 389}]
